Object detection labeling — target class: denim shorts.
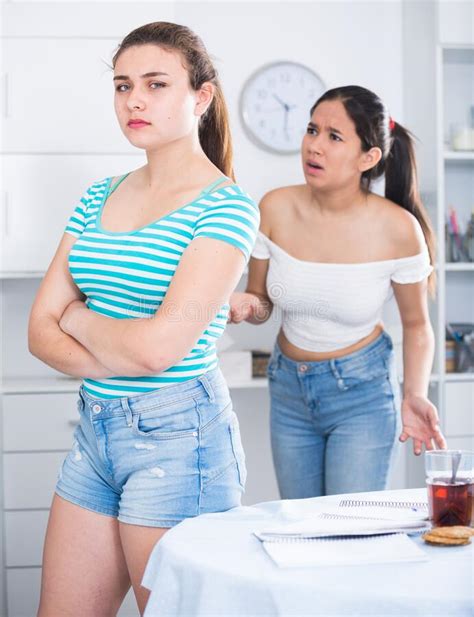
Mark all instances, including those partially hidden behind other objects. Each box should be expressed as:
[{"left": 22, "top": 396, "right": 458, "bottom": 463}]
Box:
[
  {"left": 55, "top": 367, "right": 247, "bottom": 528},
  {"left": 268, "top": 330, "right": 402, "bottom": 498}
]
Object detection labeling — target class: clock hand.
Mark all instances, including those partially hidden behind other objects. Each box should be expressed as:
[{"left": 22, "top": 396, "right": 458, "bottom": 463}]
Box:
[{"left": 273, "top": 93, "right": 293, "bottom": 112}]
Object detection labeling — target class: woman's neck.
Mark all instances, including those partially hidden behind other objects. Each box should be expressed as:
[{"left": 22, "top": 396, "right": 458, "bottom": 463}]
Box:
[
  {"left": 307, "top": 183, "right": 369, "bottom": 218},
  {"left": 142, "top": 132, "right": 212, "bottom": 190}
]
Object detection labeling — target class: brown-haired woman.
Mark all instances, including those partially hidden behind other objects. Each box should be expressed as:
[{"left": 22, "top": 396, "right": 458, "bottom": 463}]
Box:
[
  {"left": 29, "top": 22, "right": 259, "bottom": 616},
  {"left": 230, "top": 85, "right": 446, "bottom": 500}
]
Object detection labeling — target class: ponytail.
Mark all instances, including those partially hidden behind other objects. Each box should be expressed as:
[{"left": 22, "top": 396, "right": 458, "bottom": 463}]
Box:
[
  {"left": 385, "top": 123, "right": 436, "bottom": 296},
  {"left": 199, "top": 84, "right": 235, "bottom": 181}
]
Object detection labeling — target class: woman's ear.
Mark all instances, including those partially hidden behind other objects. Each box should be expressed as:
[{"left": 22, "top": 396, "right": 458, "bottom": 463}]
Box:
[
  {"left": 358, "top": 146, "right": 382, "bottom": 173},
  {"left": 195, "top": 82, "right": 215, "bottom": 117}
]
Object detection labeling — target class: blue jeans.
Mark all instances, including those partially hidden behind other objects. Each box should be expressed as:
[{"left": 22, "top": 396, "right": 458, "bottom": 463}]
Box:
[
  {"left": 55, "top": 367, "right": 247, "bottom": 527},
  {"left": 268, "top": 331, "right": 401, "bottom": 498}
]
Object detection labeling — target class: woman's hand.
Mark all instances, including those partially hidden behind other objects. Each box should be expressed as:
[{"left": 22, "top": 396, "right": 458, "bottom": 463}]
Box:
[
  {"left": 228, "top": 292, "right": 263, "bottom": 324},
  {"left": 59, "top": 299, "right": 88, "bottom": 336},
  {"left": 399, "top": 394, "right": 447, "bottom": 455}
]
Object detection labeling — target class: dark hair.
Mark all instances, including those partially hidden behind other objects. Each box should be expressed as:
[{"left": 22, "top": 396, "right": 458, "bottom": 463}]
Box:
[
  {"left": 311, "top": 85, "right": 436, "bottom": 295},
  {"left": 112, "top": 22, "right": 234, "bottom": 180}
]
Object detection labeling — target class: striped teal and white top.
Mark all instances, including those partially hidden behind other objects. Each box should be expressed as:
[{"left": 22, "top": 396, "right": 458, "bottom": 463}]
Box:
[{"left": 64, "top": 173, "right": 259, "bottom": 399}]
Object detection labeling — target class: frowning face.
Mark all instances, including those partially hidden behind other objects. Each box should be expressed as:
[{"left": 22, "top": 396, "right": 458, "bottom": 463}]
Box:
[
  {"left": 113, "top": 44, "right": 211, "bottom": 151},
  {"left": 301, "top": 98, "right": 379, "bottom": 192}
]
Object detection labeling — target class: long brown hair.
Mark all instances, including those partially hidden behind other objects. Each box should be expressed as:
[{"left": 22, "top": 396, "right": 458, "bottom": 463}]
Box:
[
  {"left": 311, "top": 86, "right": 436, "bottom": 296},
  {"left": 112, "top": 22, "right": 234, "bottom": 180}
]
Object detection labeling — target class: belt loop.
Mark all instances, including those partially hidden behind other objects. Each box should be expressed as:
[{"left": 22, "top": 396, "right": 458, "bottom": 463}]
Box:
[
  {"left": 329, "top": 358, "right": 341, "bottom": 380},
  {"left": 199, "top": 374, "right": 215, "bottom": 402},
  {"left": 121, "top": 397, "right": 133, "bottom": 427},
  {"left": 329, "top": 359, "right": 347, "bottom": 391}
]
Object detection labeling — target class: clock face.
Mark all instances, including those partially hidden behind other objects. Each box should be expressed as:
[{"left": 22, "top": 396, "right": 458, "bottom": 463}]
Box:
[{"left": 240, "top": 61, "right": 325, "bottom": 154}]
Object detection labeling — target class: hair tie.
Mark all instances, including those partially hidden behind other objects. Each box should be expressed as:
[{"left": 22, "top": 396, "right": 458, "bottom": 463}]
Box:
[{"left": 389, "top": 117, "right": 396, "bottom": 132}]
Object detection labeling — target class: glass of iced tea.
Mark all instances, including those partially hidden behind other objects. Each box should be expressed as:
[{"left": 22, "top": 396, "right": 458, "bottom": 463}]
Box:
[{"left": 425, "top": 450, "right": 473, "bottom": 527}]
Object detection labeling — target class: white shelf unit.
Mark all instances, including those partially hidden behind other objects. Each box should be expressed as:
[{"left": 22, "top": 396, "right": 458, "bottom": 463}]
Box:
[{"left": 435, "top": 42, "right": 474, "bottom": 441}]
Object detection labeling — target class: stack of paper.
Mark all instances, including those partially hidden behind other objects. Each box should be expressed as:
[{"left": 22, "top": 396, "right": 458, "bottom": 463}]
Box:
[
  {"left": 260, "top": 533, "right": 428, "bottom": 568},
  {"left": 254, "top": 506, "right": 429, "bottom": 542},
  {"left": 254, "top": 505, "right": 430, "bottom": 568}
]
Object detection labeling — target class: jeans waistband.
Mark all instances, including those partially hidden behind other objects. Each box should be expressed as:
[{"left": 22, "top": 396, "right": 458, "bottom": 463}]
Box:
[
  {"left": 273, "top": 330, "right": 393, "bottom": 376},
  {"left": 79, "top": 367, "right": 227, "bottom": 417}
]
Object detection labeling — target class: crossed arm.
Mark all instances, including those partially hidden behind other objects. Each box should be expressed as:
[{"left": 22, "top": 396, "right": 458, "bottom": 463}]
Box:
[{"left": 29, "top": 233, "right": 246, "bottom": 379}]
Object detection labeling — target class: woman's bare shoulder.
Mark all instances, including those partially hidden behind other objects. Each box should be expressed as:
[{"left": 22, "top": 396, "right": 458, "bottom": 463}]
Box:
[
  {"left": 259, "top": 185, "right": 306, "bottom": 234},
  {"left": 372, "top": 194, "right": 427, "bottom": 257}
]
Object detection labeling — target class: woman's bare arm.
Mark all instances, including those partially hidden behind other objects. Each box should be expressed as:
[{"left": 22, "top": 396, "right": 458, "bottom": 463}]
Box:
[{"left": 28, "top": 233, "right": 116, "bottom": 379}]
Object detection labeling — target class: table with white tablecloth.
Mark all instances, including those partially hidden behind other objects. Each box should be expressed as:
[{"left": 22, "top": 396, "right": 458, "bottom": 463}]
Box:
[{"left": 142, "top": 488, "right": 473, "bottom": 616}]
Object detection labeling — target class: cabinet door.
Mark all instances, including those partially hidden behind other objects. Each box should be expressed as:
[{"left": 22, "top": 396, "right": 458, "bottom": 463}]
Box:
[
  {"left": 7, "top": 568, "right": 42, "bottom": 617},
  {"left": 2, "top": 38, "right": 137, "bottom": 153},
  {"left": 7, "top": 568, "right": 139, "bottom": 617},
  {"left": 3, "top": 452, "right": 66, "bottom": 508},
  {"left": 5, "top": 511, "right": 49, "bottom": 567},
  {"left": 438, "top": 1, "right": 474, "bottom": 45},
  {"left": 445, "top": 382, "right": 474, "bottom": 437},
  {"left": 1, "top": 153, "right": 144, "bottom": 273},
  {"left": 3, "top": 392, "right": 81, "bottom": 451}
]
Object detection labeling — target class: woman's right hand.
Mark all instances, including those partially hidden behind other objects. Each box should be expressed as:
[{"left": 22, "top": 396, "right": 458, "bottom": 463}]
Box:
[{"left": 228, "top": 292, "right": 262, "bottom": 323}]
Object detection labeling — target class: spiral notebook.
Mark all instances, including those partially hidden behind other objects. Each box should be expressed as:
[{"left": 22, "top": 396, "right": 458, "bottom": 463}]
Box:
[
  {"left": 261, "top": 533, "right": 428, "bottom": 568},
  {"left": 256, "top": 497, "right": 429, "bottom": 567}
]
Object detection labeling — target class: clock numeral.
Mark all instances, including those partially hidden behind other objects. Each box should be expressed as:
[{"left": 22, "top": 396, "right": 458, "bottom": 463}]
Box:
[
  {"left": 259, "top": 119, "right": 266, "bottom": 128},
  {"left": 280, "top": 73, "right": 291, "bottom": 83},
  {"left": 257, "top": 89, "right": 267, "bottom": 99}
]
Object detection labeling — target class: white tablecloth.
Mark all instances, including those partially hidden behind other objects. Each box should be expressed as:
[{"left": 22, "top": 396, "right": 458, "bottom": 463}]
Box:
[{"left": 142, "top": 488, "right": 474, "bottom": 616}]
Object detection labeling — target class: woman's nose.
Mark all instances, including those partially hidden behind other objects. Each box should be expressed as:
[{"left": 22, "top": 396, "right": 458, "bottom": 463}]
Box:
[
  {"left": 308, "top": 135, "right": 323, "bottom": 154},
  {"left": 127, "top": 94, "right": 145, "bottom": 111}
]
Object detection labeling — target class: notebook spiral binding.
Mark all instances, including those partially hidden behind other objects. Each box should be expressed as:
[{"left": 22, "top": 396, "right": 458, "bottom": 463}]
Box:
[
  {"left": 338, "top": 499, "right": 428, "bottom": 510},
  {"left": 319, "top": 512, "right": 404, "bottom": 522},
  {"left": 264, "top": 533, "right": 404, "bottom": 544}
]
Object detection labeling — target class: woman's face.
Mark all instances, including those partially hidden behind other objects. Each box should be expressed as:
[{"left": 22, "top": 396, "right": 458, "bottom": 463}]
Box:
[
  {"left": 113, "top": 44, "right": 210, "bottom": 150},
  {"left": 301, "top": 99, "right": 372, "bottom": 192}
]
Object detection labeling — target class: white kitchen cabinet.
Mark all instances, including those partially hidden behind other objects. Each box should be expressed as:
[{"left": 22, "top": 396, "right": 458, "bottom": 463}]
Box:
[
  {"left": 437, "top": 0, "right": 474, "bottom": 46},
  {"left": 1, "top": 386, "right": 140, "bottom": 616},
  {"left": 2, "top": 38, "right": 138, "bottom": 154},
  {"left": 444, "top": 382, "right": 474, "bottom": 436},
  {"left": 3, "top": 392, "right": 80, "bottom": 451},
  {"left": 6, "top": 569, "right": 138, "bottom": 617},
  {"left": 1, "top": 153, "right": 145, "bottom": 273}
]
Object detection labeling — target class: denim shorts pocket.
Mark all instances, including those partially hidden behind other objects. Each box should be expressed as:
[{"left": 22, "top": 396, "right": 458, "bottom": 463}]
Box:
[
  {"left": 131, "top": 398, "right": 199, "bottom": 440},
  {"left": 229, "top": 412, "right": 247, "bottom": 488}
]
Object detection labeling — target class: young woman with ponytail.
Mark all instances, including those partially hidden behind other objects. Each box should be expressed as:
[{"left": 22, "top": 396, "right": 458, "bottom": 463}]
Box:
[
  {"left": 29, "top": 22, "right": 259, "bottom": 616},
  {"left": 230, "top": 85, "right": 446, "bottom": 500}
]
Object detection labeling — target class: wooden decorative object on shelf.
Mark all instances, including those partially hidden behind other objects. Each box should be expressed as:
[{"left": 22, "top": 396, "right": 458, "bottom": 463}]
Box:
[{"left": 252, "top": 350, "right": 271, "bottom": 378}]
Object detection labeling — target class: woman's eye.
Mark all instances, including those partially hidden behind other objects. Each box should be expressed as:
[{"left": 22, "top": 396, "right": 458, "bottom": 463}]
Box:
[
  {"left": 115, "top": 84, "right": 129, "bottom": 93},
  {"left": 307, "top": 127, "right": 316, "bottom": 135},
  {"left": 330, "top": 133, "right": 342, "bottom": 141},
  {"left": 150, "top": 82, "right": 166, "bottom": 89}
]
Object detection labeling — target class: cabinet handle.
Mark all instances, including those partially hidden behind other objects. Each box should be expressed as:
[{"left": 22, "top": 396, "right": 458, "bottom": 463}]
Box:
[{"left": 68, "top": 420, "right": 80, "bottom": 427}]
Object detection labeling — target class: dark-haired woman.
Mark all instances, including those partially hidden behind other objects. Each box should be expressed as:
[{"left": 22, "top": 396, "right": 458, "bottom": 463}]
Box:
[
  {"left": 230, "top": 85, "right": 446, "bottom": 500},
  {"left": 29, "top": 22, "right": 259, "bottom": 616}
]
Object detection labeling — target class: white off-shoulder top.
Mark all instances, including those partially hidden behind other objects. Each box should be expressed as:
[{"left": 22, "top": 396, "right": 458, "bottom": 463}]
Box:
[{"left": 251, "top": 231, "right": 433, "bottom": 352}]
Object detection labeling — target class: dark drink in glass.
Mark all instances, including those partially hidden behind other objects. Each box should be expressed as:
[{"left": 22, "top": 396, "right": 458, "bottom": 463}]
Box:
[{"left": 427, "top": 478, "right": 474, "bottom": 527}]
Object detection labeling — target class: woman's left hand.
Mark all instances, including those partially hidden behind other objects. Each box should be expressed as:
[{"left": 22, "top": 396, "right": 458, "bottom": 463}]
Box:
[
  {"left": 399, "top": 394, "right": 447, "bottom": 455},
  {"left": 59, "top": 299, "right": 88, "bottom": 336}
]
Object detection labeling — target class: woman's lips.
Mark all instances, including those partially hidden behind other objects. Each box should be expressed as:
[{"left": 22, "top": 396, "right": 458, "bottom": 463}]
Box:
[
  {"left": 305, "top": 162, "right": 324, "bottom": 175},
  {"left": 127, "top": 121, "right": 151, "bottom": 129}
]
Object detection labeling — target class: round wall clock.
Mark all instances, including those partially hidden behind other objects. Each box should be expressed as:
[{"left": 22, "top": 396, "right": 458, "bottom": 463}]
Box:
[{"left": 239, "top": 61, "right": 326, "bottom": 154}]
